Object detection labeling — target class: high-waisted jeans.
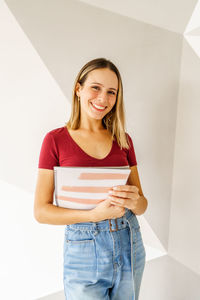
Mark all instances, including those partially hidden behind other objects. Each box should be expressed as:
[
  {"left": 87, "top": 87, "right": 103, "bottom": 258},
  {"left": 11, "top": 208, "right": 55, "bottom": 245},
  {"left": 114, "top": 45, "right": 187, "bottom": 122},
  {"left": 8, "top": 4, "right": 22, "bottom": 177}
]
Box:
[{"left": 63, "top": 208, "right": 146, "bottom": 300}]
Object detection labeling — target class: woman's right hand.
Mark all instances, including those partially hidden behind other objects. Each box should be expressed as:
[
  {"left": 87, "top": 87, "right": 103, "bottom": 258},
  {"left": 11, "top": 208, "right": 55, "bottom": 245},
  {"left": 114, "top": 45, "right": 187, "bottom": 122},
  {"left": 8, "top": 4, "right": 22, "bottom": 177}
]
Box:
[{"left": 89, "top": 198, "right": 125, "bottom": 222}]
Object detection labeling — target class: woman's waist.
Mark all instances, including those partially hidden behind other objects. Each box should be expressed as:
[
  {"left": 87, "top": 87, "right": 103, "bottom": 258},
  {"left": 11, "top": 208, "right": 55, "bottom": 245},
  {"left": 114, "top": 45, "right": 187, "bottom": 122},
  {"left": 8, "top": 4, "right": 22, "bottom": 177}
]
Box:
[{"left": 65, "top": 208, "right": 138, "bottom": 232}]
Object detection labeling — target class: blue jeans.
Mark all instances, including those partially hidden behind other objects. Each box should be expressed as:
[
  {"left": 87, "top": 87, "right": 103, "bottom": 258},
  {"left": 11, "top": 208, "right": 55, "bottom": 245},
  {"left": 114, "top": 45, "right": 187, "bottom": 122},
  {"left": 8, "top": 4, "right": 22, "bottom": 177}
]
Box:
[{"left": 63, "top": 208, "right": 146, "bottom": 300}]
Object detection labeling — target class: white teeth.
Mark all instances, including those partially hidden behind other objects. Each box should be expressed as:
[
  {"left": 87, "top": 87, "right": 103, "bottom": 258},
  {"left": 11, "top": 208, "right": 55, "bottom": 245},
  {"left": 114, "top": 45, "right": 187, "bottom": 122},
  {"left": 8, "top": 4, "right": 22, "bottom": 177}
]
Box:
[{"left": 92, "top": 103, "right": 106, "bottom": 110}]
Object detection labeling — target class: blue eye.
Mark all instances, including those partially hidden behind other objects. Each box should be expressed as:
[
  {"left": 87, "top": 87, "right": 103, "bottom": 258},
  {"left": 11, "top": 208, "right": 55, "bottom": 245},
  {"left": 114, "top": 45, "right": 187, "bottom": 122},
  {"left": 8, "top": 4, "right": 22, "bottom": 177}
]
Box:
[{"left": 92, "top": 86, "right": 99, "bottom": 90}]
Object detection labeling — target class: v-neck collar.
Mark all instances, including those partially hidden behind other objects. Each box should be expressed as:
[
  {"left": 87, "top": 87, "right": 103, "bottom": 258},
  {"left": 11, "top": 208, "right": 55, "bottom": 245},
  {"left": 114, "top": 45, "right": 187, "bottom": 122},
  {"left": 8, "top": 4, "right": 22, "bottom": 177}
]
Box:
[{"left": 64, "top": 126, "right": 114, "bottom": 161}]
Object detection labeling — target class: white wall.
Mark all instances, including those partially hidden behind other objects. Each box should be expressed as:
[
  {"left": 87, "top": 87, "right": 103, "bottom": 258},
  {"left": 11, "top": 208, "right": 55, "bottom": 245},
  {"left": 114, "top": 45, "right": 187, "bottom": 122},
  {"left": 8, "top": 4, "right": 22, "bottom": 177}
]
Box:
[
  {"left": 0, "top": 1, "right": 69, "bottom": 299},
  {"left": 168, "top": 38, "right": 200, "bottom": 274},
  {"left": 78, "top": 0, "right": 197, "bottom": 34}
]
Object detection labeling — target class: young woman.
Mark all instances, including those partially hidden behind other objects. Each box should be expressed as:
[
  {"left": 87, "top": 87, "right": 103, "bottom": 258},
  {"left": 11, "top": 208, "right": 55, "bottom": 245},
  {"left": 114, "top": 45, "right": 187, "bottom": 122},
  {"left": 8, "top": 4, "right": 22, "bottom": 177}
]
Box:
[{"left": 34, "top": 58, "right": 148, "bottom": 300}]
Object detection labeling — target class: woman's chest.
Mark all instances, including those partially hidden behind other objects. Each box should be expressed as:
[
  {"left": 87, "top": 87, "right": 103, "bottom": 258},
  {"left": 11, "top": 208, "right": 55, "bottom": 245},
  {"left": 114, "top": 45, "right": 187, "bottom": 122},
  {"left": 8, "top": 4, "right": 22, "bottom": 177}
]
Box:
[{"left": 68, "top": 130, "right": 113, "bottom": 159}]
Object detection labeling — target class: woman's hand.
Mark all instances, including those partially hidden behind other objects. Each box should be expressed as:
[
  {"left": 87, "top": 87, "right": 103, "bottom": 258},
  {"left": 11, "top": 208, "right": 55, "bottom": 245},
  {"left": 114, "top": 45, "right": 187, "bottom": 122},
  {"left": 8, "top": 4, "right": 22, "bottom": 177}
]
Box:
[
  {"left": 108, "top": 185, "right": 141, "bottom": 211},
  {"left": 90, "top": 198, "right": 125, "bottom": 222}
]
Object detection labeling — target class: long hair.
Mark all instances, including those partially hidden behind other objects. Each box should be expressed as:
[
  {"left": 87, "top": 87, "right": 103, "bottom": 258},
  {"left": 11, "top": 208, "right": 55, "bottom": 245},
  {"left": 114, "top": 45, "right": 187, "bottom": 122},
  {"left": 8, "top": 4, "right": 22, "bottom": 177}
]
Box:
[{"left": 65, "top": 57, "right": 130, "bottom": 149}]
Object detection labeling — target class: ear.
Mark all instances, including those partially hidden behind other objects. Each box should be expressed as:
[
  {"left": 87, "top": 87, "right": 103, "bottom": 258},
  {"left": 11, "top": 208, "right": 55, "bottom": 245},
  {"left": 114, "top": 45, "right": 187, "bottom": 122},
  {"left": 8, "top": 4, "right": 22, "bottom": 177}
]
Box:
[{"left": 75, "top": 82, "right": 81, "bottom": 97}]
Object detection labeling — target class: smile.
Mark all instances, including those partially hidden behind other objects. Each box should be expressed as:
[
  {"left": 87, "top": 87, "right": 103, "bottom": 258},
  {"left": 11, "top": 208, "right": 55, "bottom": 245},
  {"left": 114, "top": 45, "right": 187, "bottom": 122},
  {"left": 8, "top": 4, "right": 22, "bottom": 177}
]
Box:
[{"left": 90, "top": 102, "right": 107, "bottom": 111}]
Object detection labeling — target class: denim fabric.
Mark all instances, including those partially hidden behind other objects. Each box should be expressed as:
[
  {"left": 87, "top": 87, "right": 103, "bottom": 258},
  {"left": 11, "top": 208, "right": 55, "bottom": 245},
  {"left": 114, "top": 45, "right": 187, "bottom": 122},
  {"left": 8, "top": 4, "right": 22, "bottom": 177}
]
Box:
[{"left": 63, "top": 208, "right": 146, "bottom": 300}]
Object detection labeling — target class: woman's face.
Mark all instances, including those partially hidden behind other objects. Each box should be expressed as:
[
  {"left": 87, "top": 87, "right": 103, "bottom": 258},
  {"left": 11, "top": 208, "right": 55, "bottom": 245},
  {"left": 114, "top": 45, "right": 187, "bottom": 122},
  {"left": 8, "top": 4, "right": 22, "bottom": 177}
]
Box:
[{"left": 76, "top": 68, "right": 118, "bottom": 121}]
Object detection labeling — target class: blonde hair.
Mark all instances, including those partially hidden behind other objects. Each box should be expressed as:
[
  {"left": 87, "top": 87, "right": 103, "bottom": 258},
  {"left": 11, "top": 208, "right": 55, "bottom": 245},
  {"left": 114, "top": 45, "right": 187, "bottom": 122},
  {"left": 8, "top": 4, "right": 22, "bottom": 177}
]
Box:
[{"left": 65, "top": 58, "right": 131, "bottom": 149}]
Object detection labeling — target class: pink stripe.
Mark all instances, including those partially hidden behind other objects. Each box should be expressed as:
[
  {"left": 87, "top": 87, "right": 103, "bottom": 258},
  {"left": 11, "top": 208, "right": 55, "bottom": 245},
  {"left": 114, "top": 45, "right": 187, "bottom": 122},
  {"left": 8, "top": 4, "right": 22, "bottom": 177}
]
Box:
[
  {"left": 61, "top": 186, "right": 111, "bottom": 193},
  {"left": 79, "top": 173, "right": 128, "bottom": 180},
  {"left": 56, "top": 195, "right": 104, "bottom": 204}
]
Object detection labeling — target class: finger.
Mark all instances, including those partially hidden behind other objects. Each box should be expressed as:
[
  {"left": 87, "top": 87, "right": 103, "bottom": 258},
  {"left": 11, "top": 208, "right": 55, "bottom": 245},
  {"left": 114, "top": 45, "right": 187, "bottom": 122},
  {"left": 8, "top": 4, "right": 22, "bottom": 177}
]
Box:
[
  {"left": 111, "top": 197, "right": 138, "bottom": 208},
  {"left": 109, "top": 190, "right": 138, "bottom": 199},
  {"left": 111, "top": 200, "right": 130, "bottom": 209},
  {"left": 111, "top": 201, "right": 123, "bottom": 207},
  {"left": 112, "top": 185, "right": 139, "bottom": 193},
  {"left": 110, "top": 198, "right": 127, "bottom": 206}
]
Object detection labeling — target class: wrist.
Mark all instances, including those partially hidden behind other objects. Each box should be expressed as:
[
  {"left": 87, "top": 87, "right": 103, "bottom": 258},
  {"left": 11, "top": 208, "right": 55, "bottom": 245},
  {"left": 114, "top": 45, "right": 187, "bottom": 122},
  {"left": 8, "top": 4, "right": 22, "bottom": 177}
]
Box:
[{"left": 132, "top": 195, "right": 148, "bottom": 216}]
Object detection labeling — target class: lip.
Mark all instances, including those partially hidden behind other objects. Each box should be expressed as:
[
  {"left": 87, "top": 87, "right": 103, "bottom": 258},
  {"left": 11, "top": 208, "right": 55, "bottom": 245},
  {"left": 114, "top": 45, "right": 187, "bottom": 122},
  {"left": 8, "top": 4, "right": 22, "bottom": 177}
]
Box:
[{"left": 90, "top": 102, "right": 107, "bottom": 111}]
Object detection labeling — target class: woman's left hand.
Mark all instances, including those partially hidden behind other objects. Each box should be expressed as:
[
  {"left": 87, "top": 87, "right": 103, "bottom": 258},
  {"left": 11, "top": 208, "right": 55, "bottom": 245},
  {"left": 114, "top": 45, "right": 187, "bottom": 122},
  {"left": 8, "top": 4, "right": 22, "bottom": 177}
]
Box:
[{"left": 108, "top": 185, "right": 141, "bottom": 210}]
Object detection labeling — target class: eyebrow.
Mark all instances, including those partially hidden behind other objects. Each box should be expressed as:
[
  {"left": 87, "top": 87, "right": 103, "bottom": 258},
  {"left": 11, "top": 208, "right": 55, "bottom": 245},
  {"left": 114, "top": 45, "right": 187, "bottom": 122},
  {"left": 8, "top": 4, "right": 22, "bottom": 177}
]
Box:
[{"left": 90, "top": 82, "right": 118, "bottom": 91}]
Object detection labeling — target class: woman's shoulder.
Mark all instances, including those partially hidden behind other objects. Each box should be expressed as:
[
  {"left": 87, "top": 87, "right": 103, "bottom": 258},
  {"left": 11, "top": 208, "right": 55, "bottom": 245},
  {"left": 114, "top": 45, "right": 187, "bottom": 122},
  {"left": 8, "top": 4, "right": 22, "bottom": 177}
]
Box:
[
  {"left": 41, "top": 126, "right": 68, "bottom": 147},
  {"left": 125, "top": 131, "right": 131, "bottom": 138},
  {"left": 46, "top": 126, "right": 67, "bottom": 137},
  {"left": 125, "top": 131, "right": 135, "bottom": 143}
]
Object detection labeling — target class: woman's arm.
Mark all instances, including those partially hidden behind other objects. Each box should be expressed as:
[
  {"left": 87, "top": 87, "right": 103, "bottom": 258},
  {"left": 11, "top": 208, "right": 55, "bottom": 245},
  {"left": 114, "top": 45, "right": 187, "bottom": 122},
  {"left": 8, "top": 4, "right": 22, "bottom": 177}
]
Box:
[
  {"left": 127, "top": 165, "right": 148, "bottom": 215},
  {"left": 34, "top": 169, "right": 94, "bottom": 225}
]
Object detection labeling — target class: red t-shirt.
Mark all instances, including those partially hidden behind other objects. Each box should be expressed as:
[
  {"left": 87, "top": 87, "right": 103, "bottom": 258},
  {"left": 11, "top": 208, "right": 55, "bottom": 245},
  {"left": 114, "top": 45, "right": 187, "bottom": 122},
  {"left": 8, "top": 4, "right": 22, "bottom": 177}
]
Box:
[{"left": 38, "top": 126, "right": 137, "bottom": 170}]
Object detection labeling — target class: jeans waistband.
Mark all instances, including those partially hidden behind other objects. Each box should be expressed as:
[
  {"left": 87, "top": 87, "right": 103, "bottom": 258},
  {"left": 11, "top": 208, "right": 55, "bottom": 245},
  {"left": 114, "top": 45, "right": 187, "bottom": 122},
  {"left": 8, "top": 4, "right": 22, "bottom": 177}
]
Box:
[{"left": 66, "top": 208, "right": 136, "bottom": 232}]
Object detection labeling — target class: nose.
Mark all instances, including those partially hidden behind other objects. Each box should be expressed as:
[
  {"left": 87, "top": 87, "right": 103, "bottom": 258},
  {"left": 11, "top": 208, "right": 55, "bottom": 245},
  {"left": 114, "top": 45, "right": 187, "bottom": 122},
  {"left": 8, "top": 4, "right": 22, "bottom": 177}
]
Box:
[{"left": 97, "top": 90, "right": 108, "bottom": 104}]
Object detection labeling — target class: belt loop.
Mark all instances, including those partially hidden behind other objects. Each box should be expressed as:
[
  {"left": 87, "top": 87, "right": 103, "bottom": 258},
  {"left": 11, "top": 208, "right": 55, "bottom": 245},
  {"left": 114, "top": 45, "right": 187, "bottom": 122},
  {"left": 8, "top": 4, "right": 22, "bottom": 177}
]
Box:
[
  {"left": 115, "top": 219, "right": 118, "bottom": 231},
  {"left": 109, "top": 219, "right": 118, "bottom": 232},
  {"left": 93, "top": 222, "right": 99, "bottom": 230},
  {"left": 93, "top": 222, "right": 99, "bottom": 235}
]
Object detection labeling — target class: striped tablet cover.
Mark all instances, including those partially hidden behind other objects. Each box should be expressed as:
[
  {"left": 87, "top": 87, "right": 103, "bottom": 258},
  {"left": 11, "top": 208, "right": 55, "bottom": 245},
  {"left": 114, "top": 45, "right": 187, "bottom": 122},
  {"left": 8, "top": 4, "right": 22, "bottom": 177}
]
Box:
[{"left": 53, "top": 166, "right": 131, "bottom": 210}]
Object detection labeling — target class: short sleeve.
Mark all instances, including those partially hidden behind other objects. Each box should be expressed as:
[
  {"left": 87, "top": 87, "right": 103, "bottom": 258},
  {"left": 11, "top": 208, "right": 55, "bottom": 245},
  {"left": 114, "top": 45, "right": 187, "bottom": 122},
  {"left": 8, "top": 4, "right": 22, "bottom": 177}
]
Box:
[
  {"left": 126, "top": 133, "right": 137, "bottom": 167},
  {"left": 38, "top": 132, "right": 59, "bottom": 170}
]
